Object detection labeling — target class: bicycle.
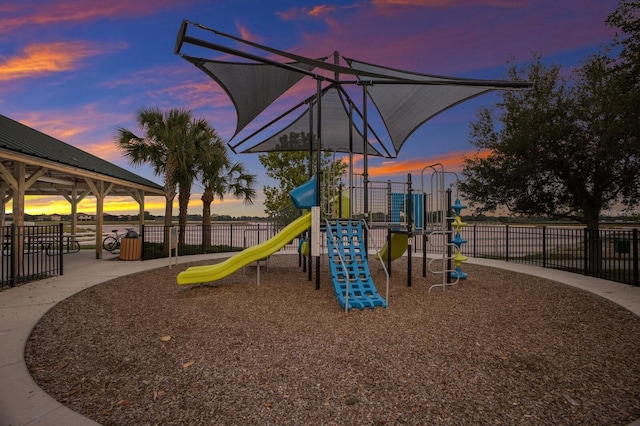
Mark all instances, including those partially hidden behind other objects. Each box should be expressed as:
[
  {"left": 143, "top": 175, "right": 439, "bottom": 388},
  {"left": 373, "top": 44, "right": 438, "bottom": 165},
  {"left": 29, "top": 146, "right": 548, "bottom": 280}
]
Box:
[{"left": 102, "top": 228, "right": 134, "bottom": 253}]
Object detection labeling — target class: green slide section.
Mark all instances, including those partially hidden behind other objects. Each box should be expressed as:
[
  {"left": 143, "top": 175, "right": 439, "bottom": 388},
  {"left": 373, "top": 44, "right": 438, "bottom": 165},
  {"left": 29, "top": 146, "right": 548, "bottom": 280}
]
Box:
[
  {"left": 177, "top": 213, "right": 311, "bottom": 285},
  {"left": 376, "top": 232, "right": 409, "bottom": 262}
]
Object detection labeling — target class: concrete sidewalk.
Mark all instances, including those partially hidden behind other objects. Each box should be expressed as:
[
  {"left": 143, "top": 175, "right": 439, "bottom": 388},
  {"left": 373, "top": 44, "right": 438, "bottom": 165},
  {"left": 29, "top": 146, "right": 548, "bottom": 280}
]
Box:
[
  {"left": 1, "top": 251, "right": 639, "bottom": 425},
  {"left": 0, "top": 250, "right": 221, "bottom": 426}
]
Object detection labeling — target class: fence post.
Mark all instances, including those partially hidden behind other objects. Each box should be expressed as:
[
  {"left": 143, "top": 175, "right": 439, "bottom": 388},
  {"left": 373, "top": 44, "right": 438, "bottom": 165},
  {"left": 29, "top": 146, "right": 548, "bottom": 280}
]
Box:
[
  {"left": 229, "top": 223, "right": 233, "bottom": 249},
  {"left": 505, "top": 224, "right": 509, "bottom": 262},
  {"left": 140, "top": 225, "right": 145, "bottom": 260},
  {"left": 542, "top": 226, "right": 547, "bottom": 268},
  {"left": 633, "top": 228, "right": 639, "bottom": 287},
  {"left": 583, "top": 228, "right": 589, "bottom": 276},
  {"left": 58, "top": 223, "right": 64, "bottom": 275},
  {"left": 472, "top": 224, "right": 477, "bottom": 258},
  {"left": 10, "top": 223, "right": 16, "bottom": 287}
]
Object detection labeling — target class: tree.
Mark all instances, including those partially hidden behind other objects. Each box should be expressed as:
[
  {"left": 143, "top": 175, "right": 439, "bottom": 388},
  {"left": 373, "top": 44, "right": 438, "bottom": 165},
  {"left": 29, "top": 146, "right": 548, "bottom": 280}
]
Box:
[
  {"left": 199, "top": 140, "right": 256, "bottom": 249},
  {"left": 117, "top": 108, "right": 222, "bottom": 241},
  {"left": 459, "top": 51, "right": 640, "bottom": 232},
  {"left": 607, "top": 0, "right": 640, "bottom": 80},
  {"left": 258, "top": 132, "right": 347, "bottom": 221},
  {"left": 116, "top": 107, "right": 188, "bottom": 228},
  {"left": 171, "top": 114, "right": 222, "bottom": 240}
]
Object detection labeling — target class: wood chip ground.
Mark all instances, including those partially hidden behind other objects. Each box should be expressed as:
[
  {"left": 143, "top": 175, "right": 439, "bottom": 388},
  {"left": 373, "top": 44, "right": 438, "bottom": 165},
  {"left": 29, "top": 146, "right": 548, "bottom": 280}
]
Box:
[{"left": 25, "top": 255, "right": 640, "bottom": 425}]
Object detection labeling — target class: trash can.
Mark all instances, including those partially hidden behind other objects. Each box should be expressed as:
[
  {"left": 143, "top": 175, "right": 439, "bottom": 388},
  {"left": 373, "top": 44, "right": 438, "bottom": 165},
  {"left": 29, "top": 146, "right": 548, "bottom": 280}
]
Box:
[
  {"left": 119, "top": 233, "right": 142, "bottom": 260},
  {"left": 613, "top": 238, "right": 630, "bottom": 254}
]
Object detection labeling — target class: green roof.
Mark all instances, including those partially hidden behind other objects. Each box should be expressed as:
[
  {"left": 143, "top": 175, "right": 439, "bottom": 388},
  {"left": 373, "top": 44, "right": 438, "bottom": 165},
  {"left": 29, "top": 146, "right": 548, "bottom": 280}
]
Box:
[{"left": 0, "top": 114, "right": 163, "bottom": 192}]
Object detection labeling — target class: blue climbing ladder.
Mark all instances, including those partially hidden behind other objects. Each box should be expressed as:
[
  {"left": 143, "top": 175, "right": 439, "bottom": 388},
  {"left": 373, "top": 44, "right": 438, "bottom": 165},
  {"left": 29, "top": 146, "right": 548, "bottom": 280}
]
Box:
[{"left": 325, "top": 219, "right": 387, "bottom": 310}]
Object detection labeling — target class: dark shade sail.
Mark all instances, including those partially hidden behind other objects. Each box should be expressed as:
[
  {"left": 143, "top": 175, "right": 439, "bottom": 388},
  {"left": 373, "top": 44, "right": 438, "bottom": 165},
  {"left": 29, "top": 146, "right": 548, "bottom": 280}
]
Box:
[
  {"left": 183, "top": 55, "right": 316, "bottom": 137},
  {"left": 176, "top": 21, "right": 530, "bottom": 158},
  {"left": 240, "top": 87, "right": 383, "bottom": 156},
  {"left": 346, "top": 58, "right": 506, "bottom": 155}
]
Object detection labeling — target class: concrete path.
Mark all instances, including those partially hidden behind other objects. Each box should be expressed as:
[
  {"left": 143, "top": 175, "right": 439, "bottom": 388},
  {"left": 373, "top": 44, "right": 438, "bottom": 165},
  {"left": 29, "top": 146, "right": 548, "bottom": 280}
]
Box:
[{"left": 1, "top": 251, "right": 639, "bottom": 425}]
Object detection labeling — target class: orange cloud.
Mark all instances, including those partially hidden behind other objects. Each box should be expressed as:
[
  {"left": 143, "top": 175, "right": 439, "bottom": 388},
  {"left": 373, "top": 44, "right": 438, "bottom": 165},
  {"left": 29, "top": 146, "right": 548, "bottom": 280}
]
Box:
[
  {"left": 309, "top": 4, "right": 338, "bottom": 17},
  {"left": 352, "top": 149, "right": 491, "bottom": 178},
  {"left": 0, "top": 41, "right": 107, "bottom": 81},
  {"left": 14, "top": 108, "right": 133, "bottom": 162},
  {"left": 277, "top": 3, "right": 360, "bottom": 20},
  {"left": 235, "top": 22, "right": 264, "bottom": 44},
  {"left": 84, "top": 140, "right": 123, "bottom": 162},
  {"left": 0, "top": 0, "right": 183, "bottom": 34}
]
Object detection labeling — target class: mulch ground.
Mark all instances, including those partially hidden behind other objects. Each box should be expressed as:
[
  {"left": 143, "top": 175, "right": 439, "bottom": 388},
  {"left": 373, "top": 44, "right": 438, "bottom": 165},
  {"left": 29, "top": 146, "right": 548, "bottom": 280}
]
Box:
[{"left": 25, "top": 255, "right": 640, "bottom": 425}]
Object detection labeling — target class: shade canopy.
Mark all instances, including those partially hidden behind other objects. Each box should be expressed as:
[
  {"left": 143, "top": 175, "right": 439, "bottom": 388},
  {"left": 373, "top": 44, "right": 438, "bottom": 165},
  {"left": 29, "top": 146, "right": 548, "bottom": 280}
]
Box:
[
  {"left": 183, "top": 55, "right": 316, "bottom": 138},
  {"left": 345, "top": 58, "right": 503, "bottom": 156},
  {"left": 175, "top": 20, "right": 531, "bottom": 158},
  {"left": 240, "top": 87, "right": 383, "bottom": 157}
]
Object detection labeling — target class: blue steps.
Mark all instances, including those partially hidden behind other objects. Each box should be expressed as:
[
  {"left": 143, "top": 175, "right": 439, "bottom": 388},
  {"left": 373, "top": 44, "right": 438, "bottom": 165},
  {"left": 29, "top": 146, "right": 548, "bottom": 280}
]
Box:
[{"left": 325, "top": 220, "right": 387, "bottom": 310}]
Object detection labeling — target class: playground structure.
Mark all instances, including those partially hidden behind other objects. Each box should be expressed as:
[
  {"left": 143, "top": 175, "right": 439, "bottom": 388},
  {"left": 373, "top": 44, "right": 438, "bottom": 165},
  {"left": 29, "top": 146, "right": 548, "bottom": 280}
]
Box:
[
  {"left": 343, "top": 162, "right": 470, "bottom": 292},
  {"left": 173, "top": 20, "right": 528, "bottom": 310},
  {"left": 177, "top": 161, "right": 469, "bottom": 308}
]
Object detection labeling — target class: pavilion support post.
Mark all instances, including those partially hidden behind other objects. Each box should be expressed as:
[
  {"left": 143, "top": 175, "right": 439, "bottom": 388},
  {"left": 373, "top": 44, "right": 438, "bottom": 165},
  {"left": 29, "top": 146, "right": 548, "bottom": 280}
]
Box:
[
  {"left": 128, "top": 188, "right": 146, "bottom": 227},
  {"left": 59, "top": 186, "right": 88, "bottom": 237},
  {"left": 12, "top": 162, "right": 26, "bottom": 274},
  {"left": 0, "top": 186, "right": 8, "bottom": 227},
  {"left": 70, "top": 187, "right": 78, "bottom": 236},
  {"left": 85, "top": 178, "right": 113, "bottom": 259},
  {"left": 0, "top": 163, "right": 19, "bottom": 228}
]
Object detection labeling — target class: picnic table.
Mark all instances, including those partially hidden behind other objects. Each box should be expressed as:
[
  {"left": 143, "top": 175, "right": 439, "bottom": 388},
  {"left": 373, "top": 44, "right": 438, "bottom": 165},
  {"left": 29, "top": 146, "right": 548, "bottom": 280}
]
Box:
[{"left": 24, "top": 234, "right": 82, "bottom": 255}]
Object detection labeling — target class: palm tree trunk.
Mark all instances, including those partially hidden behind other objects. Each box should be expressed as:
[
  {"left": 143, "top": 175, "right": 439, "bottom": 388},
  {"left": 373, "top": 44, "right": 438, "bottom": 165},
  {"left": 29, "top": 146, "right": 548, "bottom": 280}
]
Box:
[
  {"left": 178, "top": 186, "right": 191, "bottom": 246},
  {"left": 202, "top": 189, "right": 213, "bottom": 251}
]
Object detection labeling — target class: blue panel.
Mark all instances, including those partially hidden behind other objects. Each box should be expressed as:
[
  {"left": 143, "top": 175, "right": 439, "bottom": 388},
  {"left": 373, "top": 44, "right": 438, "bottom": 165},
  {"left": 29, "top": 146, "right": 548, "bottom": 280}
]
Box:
[{"left": 390, "top": 193, "right": 423, "bottom": 229}]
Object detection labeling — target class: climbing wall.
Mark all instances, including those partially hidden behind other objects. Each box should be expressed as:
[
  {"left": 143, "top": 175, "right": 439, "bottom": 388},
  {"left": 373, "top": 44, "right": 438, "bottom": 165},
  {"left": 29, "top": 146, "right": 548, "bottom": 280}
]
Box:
[{"left": 326, "top": 219, "right": 387, "bottom": 310}]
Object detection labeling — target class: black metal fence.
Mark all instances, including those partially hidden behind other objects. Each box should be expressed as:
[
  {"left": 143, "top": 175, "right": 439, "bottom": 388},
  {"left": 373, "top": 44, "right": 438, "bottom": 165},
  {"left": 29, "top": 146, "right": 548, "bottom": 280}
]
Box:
[
  {"left": 140, "top": 222, "right": 639, "bottom": 286},
  {"left": 140, "top": 222, "right": 299, "bottom": 260},
  {"left": 451, "top": 225, "right": 639, "bottom": 286},
  {"left": 3, "top": 222, "right": 637, "bottom": 288},
  {"left": 1, "top": 223, "right": 64, "bottom": 288}
]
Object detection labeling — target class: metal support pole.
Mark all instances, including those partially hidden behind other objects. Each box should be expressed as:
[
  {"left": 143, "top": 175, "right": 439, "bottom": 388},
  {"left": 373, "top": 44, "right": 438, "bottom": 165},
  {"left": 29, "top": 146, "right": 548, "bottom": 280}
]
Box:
[
  {"left": 446, "top": 189, "right": 452, "bottom": 284},
  {"left": 307, "top": 95, "right": 314, "bottom": 282},
  {"left": 362, "top": 83, "right": 369, "bottom": 253},
  {"left": 422, "top": 233, "right": 427, "bottom": 278},
  {"left": 407, "top": 173, "right": 413, "bottom": 287},
  {"left": 633, "top": 228, "right": 639, "bottom": 286},
  {"left": 315, "top": 79, "right": 322, "bottom": 290}
]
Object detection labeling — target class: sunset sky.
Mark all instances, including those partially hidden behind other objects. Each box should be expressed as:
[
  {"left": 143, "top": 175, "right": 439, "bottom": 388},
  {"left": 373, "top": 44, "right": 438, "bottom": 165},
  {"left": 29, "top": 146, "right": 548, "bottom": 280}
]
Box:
[{"left": 1, "top": 0, "right": 619, "bottom": 217}]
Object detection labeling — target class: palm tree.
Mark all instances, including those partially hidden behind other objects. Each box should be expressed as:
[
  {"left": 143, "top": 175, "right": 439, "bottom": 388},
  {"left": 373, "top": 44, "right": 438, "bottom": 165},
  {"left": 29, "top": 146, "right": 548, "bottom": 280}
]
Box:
[
  {"left": 172, "top": 116, "right": 220, "bottom": 242},
  {"left": 117, "top": 107, "right": 192, "bottom": 228},
  {"left": 198, "top": 141, "right": 256, "bottom": 250},
  {"left": 118, "top": 108, "right": 222, "bottom": 246}
]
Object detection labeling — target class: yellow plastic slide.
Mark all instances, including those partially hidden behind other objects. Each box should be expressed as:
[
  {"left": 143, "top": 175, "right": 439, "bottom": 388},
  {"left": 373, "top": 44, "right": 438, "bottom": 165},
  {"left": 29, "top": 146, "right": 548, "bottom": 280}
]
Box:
[
  {"left": 376, "top": 232, "right": 409, "bottom": 262},
  {"left": 177, "top": 213, "right": 311, "bottom": 285}
]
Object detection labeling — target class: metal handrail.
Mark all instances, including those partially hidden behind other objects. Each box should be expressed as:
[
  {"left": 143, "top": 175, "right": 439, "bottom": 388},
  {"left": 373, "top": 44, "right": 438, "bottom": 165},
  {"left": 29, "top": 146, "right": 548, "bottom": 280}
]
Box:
[{"left": 325, "top": 219, "right": 351, "bottom": 313}]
